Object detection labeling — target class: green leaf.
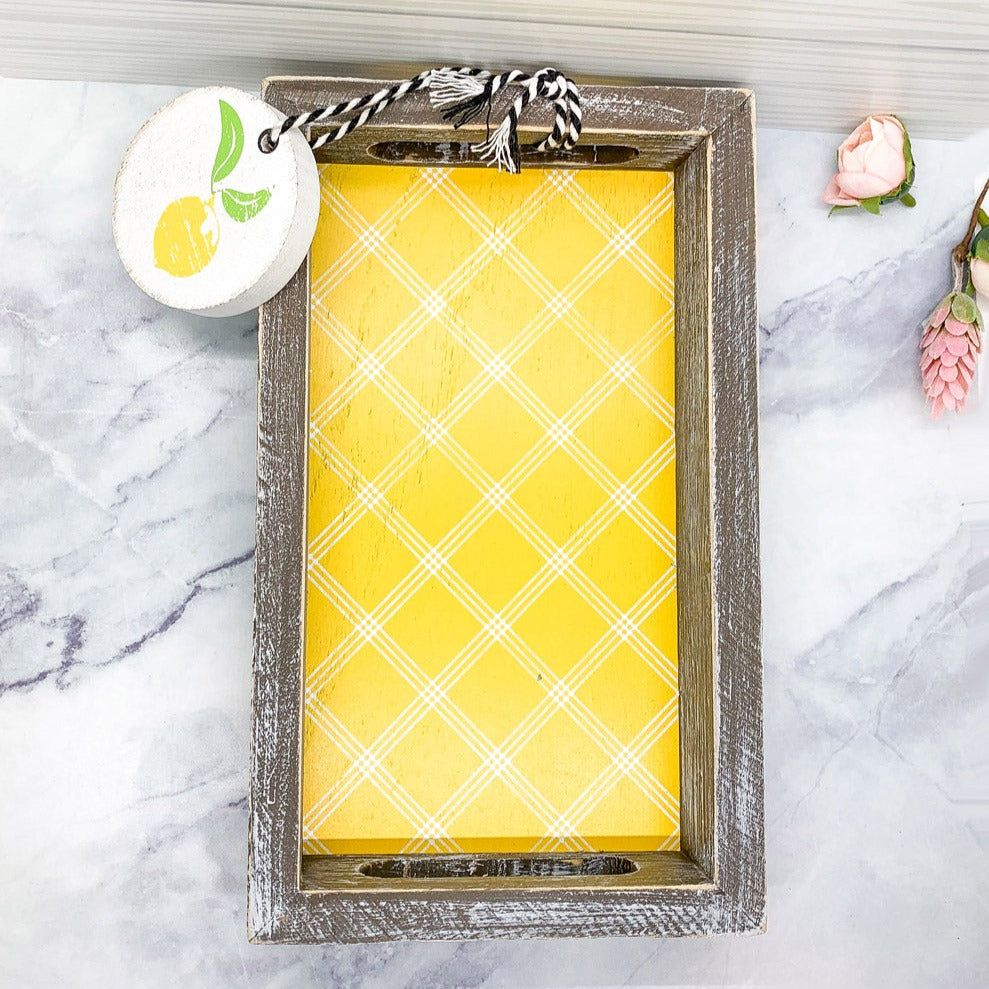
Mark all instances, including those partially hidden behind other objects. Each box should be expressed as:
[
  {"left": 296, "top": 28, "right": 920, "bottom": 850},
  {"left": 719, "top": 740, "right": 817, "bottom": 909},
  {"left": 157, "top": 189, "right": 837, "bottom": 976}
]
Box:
[
  {"left": 900, "top": 192, "right": 916, "bottom": 208},
  {"left": 971, "top": 227, "right": 989, "bottom": 262},
  {"left": 951, "top": 291, "right": 978, "bottom": 323},
  {"left": 979, "top": 208, "right": 989, "bottom": 228},
  {"left": 827, "top": 205, "right": 859, "bottom": 217},
  {"left": 211, "top": 100, "right": 244, "bottom": 189},
  {"left": 859, "top": 196, "right": 882, "bottom": 215},
  {"left": 221, "top": 187, "right": 272, "bottom": 222}
]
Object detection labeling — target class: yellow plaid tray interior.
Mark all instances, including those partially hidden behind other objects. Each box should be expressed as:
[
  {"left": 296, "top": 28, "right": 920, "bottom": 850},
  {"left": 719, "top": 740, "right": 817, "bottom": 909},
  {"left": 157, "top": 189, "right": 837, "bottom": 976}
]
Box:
[{"left": 302, "top": 162, "right": 679, "bottom": 854}]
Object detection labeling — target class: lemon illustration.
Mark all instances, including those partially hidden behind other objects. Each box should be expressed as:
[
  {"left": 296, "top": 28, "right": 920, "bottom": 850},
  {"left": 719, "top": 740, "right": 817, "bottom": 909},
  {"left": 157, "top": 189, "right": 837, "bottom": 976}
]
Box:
[{"left": 153, "top": 195, "right": 220, "bottom": 277}]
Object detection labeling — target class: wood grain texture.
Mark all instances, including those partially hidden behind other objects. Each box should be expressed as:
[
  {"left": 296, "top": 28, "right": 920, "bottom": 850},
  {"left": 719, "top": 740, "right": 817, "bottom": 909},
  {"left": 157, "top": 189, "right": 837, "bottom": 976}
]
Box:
[
  {"left": 674, "top": 141, "right": 717, "bottom": 884},
  {"left": 2, "top": 1, "right": 988, "bottom": 135},
  {"left": 250, "top": 78, "right": 764, "bottom": 942}
]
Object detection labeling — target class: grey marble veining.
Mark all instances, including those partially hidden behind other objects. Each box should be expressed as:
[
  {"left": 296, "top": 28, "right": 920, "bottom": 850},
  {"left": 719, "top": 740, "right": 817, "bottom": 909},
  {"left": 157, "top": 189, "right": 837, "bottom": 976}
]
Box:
[{"left": 1, "top": 79, "right": 987, "bottom": 988}]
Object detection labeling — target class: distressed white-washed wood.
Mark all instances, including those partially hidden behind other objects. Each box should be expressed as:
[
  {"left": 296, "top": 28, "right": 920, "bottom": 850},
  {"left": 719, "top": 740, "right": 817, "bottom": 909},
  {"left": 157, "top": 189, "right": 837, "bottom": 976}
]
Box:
[
  {"left": 300, "top": 852, "right": 712, "bottom": 891},
  {"left": 2, "top": 1, "right": 988, "bottom": 136},
  {"left": 250, "top": 78, "right": 764, "bottom": 943},
  {"left": 113, "top": 87, "right": 319, "bottom": 316}
]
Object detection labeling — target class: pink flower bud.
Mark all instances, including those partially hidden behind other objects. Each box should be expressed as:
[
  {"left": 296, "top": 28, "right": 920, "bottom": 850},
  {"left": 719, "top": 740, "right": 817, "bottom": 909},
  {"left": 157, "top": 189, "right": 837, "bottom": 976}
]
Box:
[
  {"left": 823, "top": 115, "right": 914, "bottom": 213},
  {"left": 920, "top": 292, "right": 983, "bottom": 418}
]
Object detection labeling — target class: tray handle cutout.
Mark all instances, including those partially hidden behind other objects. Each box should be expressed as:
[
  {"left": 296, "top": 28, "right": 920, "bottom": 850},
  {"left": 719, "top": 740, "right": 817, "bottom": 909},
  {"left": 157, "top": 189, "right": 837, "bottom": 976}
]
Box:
[
  {"left": 365, "top": 141, "right": 640, "bottom": 166},
  {"left": 358, "top": 855, "right": 638, "bottom": 879}
]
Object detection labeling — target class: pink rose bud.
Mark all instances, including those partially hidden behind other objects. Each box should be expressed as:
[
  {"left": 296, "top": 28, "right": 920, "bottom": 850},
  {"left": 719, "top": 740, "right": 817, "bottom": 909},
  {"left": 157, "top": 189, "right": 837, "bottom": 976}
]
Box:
[
  {"left": 920, "top": 292, "right": 983, "bottom": 419},
  {"left": 823, "top": 115, "right": 915, "bottom": 215}
]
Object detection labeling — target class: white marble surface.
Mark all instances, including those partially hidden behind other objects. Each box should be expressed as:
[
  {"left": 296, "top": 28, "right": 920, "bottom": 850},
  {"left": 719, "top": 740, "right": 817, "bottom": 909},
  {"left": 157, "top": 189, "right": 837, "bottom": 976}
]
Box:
[{"left": 1, "top": 78, "right": 987, "bottom": 988}]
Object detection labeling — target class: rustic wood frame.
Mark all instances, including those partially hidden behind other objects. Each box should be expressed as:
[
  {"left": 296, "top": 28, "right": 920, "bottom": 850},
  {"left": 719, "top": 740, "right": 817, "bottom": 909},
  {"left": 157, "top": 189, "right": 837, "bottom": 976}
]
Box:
[{"left": 250, "top": 76, "right": 763, "bottom": 943}]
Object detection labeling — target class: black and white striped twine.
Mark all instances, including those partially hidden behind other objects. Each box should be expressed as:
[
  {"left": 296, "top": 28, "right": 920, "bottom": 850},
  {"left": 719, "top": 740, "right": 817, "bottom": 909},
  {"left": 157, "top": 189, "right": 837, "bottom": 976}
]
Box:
[{"left": 258, "top": 66, "right": 582, "bottom": 174}]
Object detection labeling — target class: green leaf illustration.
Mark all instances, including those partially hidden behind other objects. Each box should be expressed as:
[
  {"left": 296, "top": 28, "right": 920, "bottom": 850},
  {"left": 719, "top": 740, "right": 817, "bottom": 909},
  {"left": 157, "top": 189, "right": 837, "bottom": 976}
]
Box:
[
  {"left": 221, "top": 187, "right": 272, "bottom": 222},
  {"left": 211, "top": 100, "right": 244, "bottom": 189}
]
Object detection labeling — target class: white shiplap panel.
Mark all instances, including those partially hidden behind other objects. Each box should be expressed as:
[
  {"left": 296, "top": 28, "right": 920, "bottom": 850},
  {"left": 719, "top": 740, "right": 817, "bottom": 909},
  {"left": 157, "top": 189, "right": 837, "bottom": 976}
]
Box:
[{"left": 1, "top": 0, "right": 988, "bottom": 135}]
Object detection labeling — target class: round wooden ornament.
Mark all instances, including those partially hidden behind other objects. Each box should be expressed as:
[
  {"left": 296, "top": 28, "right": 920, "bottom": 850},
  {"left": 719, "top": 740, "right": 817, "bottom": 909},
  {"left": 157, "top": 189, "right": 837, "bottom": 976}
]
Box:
[{"left": 113, "top": 87, "right": 320, "bottom": 317}]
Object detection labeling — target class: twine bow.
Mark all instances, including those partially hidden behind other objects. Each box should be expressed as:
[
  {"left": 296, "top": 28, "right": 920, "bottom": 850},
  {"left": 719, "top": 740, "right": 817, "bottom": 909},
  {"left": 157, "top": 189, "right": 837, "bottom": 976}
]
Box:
[{"left": 259, "top": 66, "right": 582, "bottom": 174}]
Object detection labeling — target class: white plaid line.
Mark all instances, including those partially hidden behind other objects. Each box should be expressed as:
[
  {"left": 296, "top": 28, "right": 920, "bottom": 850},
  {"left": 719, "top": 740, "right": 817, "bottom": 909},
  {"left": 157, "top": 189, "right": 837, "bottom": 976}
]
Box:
[
  {"left": 352, "top": 747, "right": 382, "bottom": 778},
  {"left": 611, "top": 483, "right": 635, "bottom": 510},
  {"left": 304, "top": 697, "right": 455, "bottom": 847},
  {"left": 421, "top": 547, "right": 446, "bottom": 575},
  {"left": 311, "top": 168, "right": 669, "bottom": 563},
  {"left": 567, "top": 700, "right": 681, "bottom": 822},
  {"left": 305, "top": 613, "right": 559, "bottom": 840},
  {"left": 304, "top": 168, "right": 684, "bottom": 840},
  {"left": 414, "top": 816, "right": 449, "bottom": 842},
  {"left": 485, "top": 226, "right": 512, "bottom": 256},
  {"left": 547, "top": 547, "right": 573, "bottom": 575},
  {"left": 357, "top": 351, "right": 386, "bottom": 382},
  {"left": 306, "top": 174, "right": 566, "bottom": 449},
  {"left": 547, "top": 679, "right": 576, "bottom": 707},
  {"left": 454, "top": 179, "right": 675, "bottom": 435},
  {"left": 308, "top": 355, "right": 678, "bottom": 706},
  {"left": 312, "top": 169, "right": 439, "bottom": 297},
  {"left": 426, "top": 276, "right": 675, "bottom": 568},
  {"left": 358, "top": 225, "right": 385, "bottom": 253},
  {"left": 610, "top": 355, "right": 635, "bottom": 382},
  {"left": 614, "top": 745, "right": 640, "bottom": 774},
  {"left": 306, "top": 466, "right": 657, "bottom": 843},
  {"left": 545, "top": 170, "right": 577, "bottom": 190},
  {"left": 306, "top": 470, "right": 624, "bottom": 820},
  {"left": 506, "top": 260, "right": 675, "bottom": 430},
  {"left": 308, "top": 174, "right": 549, "bottom": 431},
  {"left": 421, "top": 678, "right": 447, "bottom": 710},
  {"left": 420, "top": 167, "right": 452, "bottom": 189},
  {"left": 484, "top": 748, "right": 510, "bottom": 777},
  {"left": 547, "top": 815, "right": 577, "bottom": 841},
  {"left": 310, "top": 351, "right": 664, "bottom": 681},
  {"left": 354, "top": 479, "right": 385, "bottom": 510},
  {"left": 354, "top": 614, "right": 382, "bottom": 641},
  {"left": 309, "top": 302, "right": 645, "bottom": 634},
  {"left": 423, "top": 417, "right": 448, "bottom": 445},
  {"left": 567, "top": 178, "right": 676, "bottom": 292},
  {"left": 484, "top": 613, "right": 510, "bottom": 640},
  {"left": 658, "top": 831, "right": 681, "bottom": 851},
  {"left": 418, "top": 569, "right": 681, "bottom": 834},
  {"left": 435, "top": 170, "right": 673, "bottom": 351},
  {"left": 483, "top": 482, "right": 509, "bottom": 509},
  {"left": 558, "top": 176, "right": 676, "bottom": 297},
  {"left": 303, "top": 695, "right": 462, "bottom": 852},
  {"left": 533, "top": 696, "right": 681, "bottom": 851},
  {"left": 484, "top": 353, "right": 510, "bottom": 381},
  {"left": 612, "top": 611, "right": 638, "bottom": 642},
  {"left": 307, "top": 472, "right": 592, "bottom": 812},
  {"left": 306, "top": 558, "right": 568, "bottom": 840}
]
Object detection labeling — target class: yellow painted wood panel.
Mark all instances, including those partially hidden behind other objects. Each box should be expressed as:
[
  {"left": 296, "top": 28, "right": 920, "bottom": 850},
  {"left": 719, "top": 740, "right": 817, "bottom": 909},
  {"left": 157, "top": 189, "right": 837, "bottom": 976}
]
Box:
[{"left": 302, "top": 162, "right": 679, "bottom": 854}]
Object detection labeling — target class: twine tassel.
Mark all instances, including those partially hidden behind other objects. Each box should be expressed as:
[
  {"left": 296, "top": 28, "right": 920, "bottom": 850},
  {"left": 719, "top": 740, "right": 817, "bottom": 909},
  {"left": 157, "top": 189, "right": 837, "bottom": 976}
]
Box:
[
  {"left": 428, "top": 67, "right": 491, "bottom": 111},
  {"left": 472, "top": 114, "right": 522, "bottom": 174}
]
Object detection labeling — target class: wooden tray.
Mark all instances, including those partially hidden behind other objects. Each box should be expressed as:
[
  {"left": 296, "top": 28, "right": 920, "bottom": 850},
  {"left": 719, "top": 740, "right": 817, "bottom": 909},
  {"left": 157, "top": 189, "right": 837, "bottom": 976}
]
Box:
[{"left": 251, "top": 76, "right": 763, "bottom": 942}]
